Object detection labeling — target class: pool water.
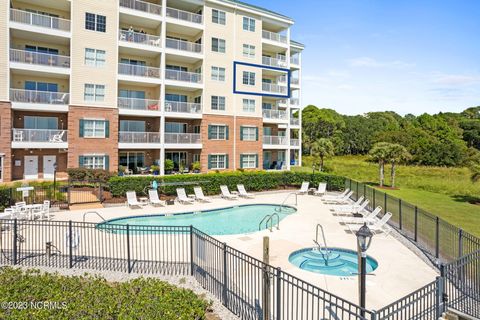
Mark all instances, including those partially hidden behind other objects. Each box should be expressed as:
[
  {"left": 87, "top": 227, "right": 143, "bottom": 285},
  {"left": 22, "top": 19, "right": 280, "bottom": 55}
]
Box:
[
  {"left": 97, "top": 204, "right": 296, "bottom": 235},
  {"left": 289, "top": 247, "right": 378, "bottom": 277}
]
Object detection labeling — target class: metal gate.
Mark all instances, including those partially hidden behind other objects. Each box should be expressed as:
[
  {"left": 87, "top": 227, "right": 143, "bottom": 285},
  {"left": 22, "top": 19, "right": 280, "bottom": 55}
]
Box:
[{"left": 67, "top": 181, "right": 103, "bottom": 205}]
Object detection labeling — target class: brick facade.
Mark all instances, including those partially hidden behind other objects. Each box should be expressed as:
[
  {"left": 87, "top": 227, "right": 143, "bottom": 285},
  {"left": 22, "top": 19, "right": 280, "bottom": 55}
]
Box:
[
  {"left": 0, "top": 102, "right": 12, "bottom": 182},
  {"left": 11, "top": 149, "right": 68, "bottom": 180}
]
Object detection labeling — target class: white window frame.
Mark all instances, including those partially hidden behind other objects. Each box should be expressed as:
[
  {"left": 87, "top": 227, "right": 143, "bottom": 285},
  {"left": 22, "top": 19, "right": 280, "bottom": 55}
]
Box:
[
  {"left": 243, "top": 17, "right": 255, "bottom": 32},
  {"left": 242, "top": 44, "right": 255, "bottom": 58},
  {"left": 242, "top": 126, "right": 256, "bottom": 141},
  {"left": 241, "top": 154, "right": 257, "bottom": 169},
  {"left": 212, "top": 37, "right": 226, "bottom": 53},
  {"left": 211, "top": 66, "right": 226, "bottom": 81},
  {"left": 211, "top": 96, "right": 226, "bottom": 111},
  {"left": 242, "top": 71, "right": 255, "bottom": 86},
  {"left": 210, "top": 125, "right": 227, "bottom": 140},
  {"left": 212, "top": 9, "right": 226, "bottom": 25},
  {"left": 210, "top": 154, "right": 227, "bottom": 169},
  {"left": 83, "top": 120, "right": 106, "bottom": 138},
  {"left": 82, "top": 155, "right": 106, "bottom": 169},
  {"left": 85, "top": 48, "right": 106, "bottom": 67},
  {"left": 193, "top": 153, "right": 200, "bottom": 163},
  {"left": 84, "top": 84, "right": 105, "bottom": 102},
  {"left": 242, "top": 99, "right": 255, "bottom": 113}
]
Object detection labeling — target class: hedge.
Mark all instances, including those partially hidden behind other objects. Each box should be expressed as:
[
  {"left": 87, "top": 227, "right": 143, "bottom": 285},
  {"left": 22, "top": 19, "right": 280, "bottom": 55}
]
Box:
[
  {"left": 108, "top": 171, "right": 345, "bottom": 197},
  {"left": 0, "top": 267, "right": 211, "bottom": 319}
]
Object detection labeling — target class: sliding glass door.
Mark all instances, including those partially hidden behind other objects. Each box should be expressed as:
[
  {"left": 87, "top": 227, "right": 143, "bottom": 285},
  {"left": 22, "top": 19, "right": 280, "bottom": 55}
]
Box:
[
  {"left": 165, "top": 152, "right": 187, "bottom": 171},
  {"left": 119, "top": 152, "right": 145, "bottom": 173}
]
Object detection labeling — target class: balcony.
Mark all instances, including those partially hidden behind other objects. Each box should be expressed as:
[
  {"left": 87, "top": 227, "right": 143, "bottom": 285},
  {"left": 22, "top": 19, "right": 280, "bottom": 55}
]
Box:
[
  {"left": 290, "top": 139, "right": 300, "bottom": 147},
  {"left": 290, "top": 98, "right": 300, "bottom": 106},
  {"left": 118, "top": 63, "right": 161, "bottom": 84},
  {"left": 117, "top": 97, "right": 161, "bottom": 115},
  {"left": 10, "top": 9, "right": 70, "bottom": 34},
  {"left": 11, "top": 129, "right": 68, "bottom": 149},
  {"left": 164, "top": 101, "right": 202, "bottom": 118},
  {"left": 119, "top": 0, "right": 162, "bottom": 16},
  {"left": 262, "top": 109, "right": 287, "bottom": 122},
  {"left": 10, "top": 89, "right": 69, "bottom": 111},
  {"left": 119, "top": 131, "right": 161, "bottom": 148},
  {"left": 262, "top": 56, "right": 287, "bottom": 68},
  {"left": 165, "top": 38, "right": 202, "bottom": 54},
  {"left": 164, "top": 133, "right": 201, "bottom": 145},
  {"left": 290, "top": 118, "right": 300, "bottom": 126},
  {"left": 291, "top": 78, "right": 300, "bottom": 86},
  {"left": 165, "top": 69, "right": 202, "bottom": 87},
  {"left": 119, "top": 30, "right": 161, "bottom": 50},
  {"left": 290, "top": 55, "right": 300, "bottom": 65},
  {"left": 263, "top": 135, "right": 288, "bottom": 147},
  {"left": 10, "top": 49, "right": 70, "bottom": 75},
  {"left": 166, "top": 7, "right": 203, "bottom": 25},
  {"left": 262, "top": 30, "right": 287, "bottom": 44},
  {"left": 262, "top": 83, "right": 287, "bottom": 95}
]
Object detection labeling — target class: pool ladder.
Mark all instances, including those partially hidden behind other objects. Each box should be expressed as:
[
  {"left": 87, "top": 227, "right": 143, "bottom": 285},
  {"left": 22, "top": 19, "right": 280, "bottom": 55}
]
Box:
[
  {"left": 83, "top": 211, "right": 107, "bottom": 223},
  {"left": 275, "top": 192, "right": 298, "bottom": 213},
  {"left": 314, "top": 224, "right": 331, "bottom": 264},
  {"left": 258, "top": 213, "right": 280, "bottom": 232}
]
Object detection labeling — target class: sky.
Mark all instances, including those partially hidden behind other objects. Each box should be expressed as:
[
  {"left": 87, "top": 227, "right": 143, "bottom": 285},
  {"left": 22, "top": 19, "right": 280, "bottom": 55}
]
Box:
[{"left": 248, "top": 0, "right": 480, "bottom": 115}]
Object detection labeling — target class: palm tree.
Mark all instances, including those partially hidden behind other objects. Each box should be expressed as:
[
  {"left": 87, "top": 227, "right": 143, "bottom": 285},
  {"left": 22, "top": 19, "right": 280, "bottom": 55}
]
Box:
[
  {"left": 385, "top": 144, "right": 411, "bottom": 188},
  {"left": 368, "top": 142, "right": 391, "bottom": 187},
  {"left": 311, "top": 138, "right": 335, "bottom": 171}
]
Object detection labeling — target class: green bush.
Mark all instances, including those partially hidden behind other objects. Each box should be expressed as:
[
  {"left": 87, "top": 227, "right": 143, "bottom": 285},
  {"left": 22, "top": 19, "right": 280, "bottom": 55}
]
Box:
[
  {"left": 0, "top": 267, "right": 211, "bottom": 320},
  {"left": 67, "top": 168, "right": 112, "bottom": 183},
  {"left": 108, "top": 171, "right": 345, "bottom": 197}
]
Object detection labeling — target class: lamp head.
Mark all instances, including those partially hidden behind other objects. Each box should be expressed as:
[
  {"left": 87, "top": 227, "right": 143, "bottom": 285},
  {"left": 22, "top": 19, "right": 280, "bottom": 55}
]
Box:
[{"left": 356, "top": 223, "right": 373, "bottom": 252}]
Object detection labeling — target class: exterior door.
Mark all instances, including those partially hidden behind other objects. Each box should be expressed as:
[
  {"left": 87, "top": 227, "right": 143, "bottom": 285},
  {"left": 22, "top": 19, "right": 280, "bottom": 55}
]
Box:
[
  {"left": 43, "top": 155, "right": 56, "bottom": 179},
  {"left": 24, "top": 156, "right": 39, "bottom": 180}
]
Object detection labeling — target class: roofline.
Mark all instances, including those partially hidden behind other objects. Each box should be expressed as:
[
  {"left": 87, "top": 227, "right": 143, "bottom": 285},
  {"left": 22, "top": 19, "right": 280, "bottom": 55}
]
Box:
[
  {"left": 209, "top": 0, "right": 295, "bottom": 24},
  {"left": 290, "top": 40, "right": 305, "bottom": 49}
]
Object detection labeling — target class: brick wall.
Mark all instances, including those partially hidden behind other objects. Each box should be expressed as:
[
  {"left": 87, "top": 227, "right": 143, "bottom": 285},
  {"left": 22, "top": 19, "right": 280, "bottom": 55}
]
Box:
[
  {"left": 11, "top": 149, "right": 68, "bottom": 180},
  {"left": 0, "top": 102, "right": 12, "bottom": 182},
  {"left": 235, "top": 116, "right": 263, "bottom": 170}
]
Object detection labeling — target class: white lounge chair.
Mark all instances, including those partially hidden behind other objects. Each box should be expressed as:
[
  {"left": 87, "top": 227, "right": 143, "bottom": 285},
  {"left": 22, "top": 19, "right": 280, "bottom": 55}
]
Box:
[
  {"left": 314, "top": 183, "right": 327, "bottom": 196},
  {"left": 341, "top": 206, "right": 382, "bottom": 225},
  {"left": 237, "top": 184, "right": 254, "bottom": 198},
  {"left": 322, "top": 188, "right": 350, "bottom": 200},
  {"left": 347, "top": 212, "right": 393, "bottom": 235},
  {"left": 220, "top": 185, "right": 238, "bottom": 200},
  {"left": 324, "top": 190, "right": 354, "bottom": 204},
  {"left": 297, "top": 181, "right": 310, "bottom": 195},
  {"left": 43, "top": 200, "right": 52, "bottom": 220},
  {"left": 126, "top": 191, "right": 142, "bottom": 208},
  {"left": 148, "top": 189, "right": 165, "bottom": 207},
  {"left": 0, "top": 208, "right": 14, "bottom": 219},
  {"left": 332, "top": 197, "right": 367, "bottom": 214},
  {"left": 194, "top": 187, "right": 211, "bottom": 202},
  {"left": 49, "top": 131, "right": 65, "bottom": 143},
  {"left": 176, "top": 188, "right": 195, "bottom": 204}
]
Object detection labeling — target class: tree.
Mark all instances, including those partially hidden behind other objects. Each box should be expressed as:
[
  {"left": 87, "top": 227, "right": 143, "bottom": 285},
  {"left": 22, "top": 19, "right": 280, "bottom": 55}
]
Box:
[
  {"left": 471, "top": 164, "right": 480, "bottom": 183},
  {"left": 368, "top": 142, "right": 391, "bottom": 187},
  {"left": 385, "top": 144, "right": 411, "bottom": 188},
  {"left": 311, "top": 138, "right": 335, "bottom": 171}
]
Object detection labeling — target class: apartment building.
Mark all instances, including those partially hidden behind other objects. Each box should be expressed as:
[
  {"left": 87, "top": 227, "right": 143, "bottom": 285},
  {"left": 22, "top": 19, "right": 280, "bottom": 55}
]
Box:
[{"left": 0, "top": 0, "right": 303, "bottom": 182}]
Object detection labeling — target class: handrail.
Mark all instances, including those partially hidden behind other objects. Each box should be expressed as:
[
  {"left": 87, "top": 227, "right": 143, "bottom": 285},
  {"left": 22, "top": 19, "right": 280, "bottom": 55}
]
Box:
[
  {"left": 258, "top": 214, "right": 271, "bottom": 231},
  {"left": 265, "top": 213, "right": 280, "bottom": 232},
  {"left": 83, "top": 211, "right": 106, "bottom": 223},
  {"left": 314, "top": 224, "right": 331, "bottom": 264},
  {"left": 275, "top": 192, "right": 298, "bottom": 213}
]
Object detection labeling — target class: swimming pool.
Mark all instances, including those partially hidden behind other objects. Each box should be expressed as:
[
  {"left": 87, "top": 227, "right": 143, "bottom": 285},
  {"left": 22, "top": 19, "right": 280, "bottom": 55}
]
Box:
[
  {"left": 97, "top": 204, "right": 296, "bottom": 235},
  {"left": 289, "top": 247, "right": 378, "bottom": 277}
]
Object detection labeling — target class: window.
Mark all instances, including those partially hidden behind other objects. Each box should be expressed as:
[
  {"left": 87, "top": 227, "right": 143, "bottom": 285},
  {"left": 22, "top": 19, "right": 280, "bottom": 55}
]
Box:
[
  {"left": 165, "top": 94, "right": 187, "bottom": 102},
  {"left": 120, "top": 120, "right": 145, "bottom": 132},
  {"left": 24, "top": 81, "right": 58, "bottom": 92},
  {"left": 211, "top": 38, "right": 225, "bottom": 53},
  {"left": 242, "top": 99, "right": 255, "bottom": 112},
  {"left": 243, "top": 17, "right": 255, "bottom": 31},
  {"left": 165, "top": 122, "right": 187, "bottom": 133},
  {"left": 85, "top": 48, "right": 106, "bottom": 66},
  {"left": 241, "top": 127, "right": 257, "bottom": 141},
  {"left": 212, "top": 9, "right": 226, "bottom": 25},
  {"left": 81, "top": 120, "right": 107, "bottom": 138},
  {"left": 24, "top": 116, "right": 58, "bottom": 130},
  {"left": 80, "top": 155, "right": 107, "bottom": 170},
  {"left": 242, "top": 71, "right": 255, "bottom": 86},
  {"left": 84, "top": 84, "right": 105, "bottom": 101},
  {"left": 193, "top": 153, "right": 200, "bottom": 163},
  {"left": 209, "top": 125, "right": 227, "bottom": 140},
  {"left": 211, "top": 66, "right": 225, "bottom": 81},
  {"left": 241, "top": 154, "right": 257, "bottom": 169},
  {"left": 209, "top": 154, "right": 227, "bottom": 169},
  {"left": 85, "top": 13, "right": 106, "bottom": 32},
  {"left": 211, "top": 96, "right": 226, "bottom": 111},
  {"left": 25, "top": 45, "right": 58, "bottom": 55},
  {"left": 242, "top": 44, "right": 255, "bottom": 58}
]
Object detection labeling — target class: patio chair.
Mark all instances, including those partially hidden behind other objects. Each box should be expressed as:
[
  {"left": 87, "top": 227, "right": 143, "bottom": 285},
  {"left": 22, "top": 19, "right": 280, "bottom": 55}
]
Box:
[
  {"left": 322, "top": 188, "right": 350, "bottom": 200},
  {"left": 194, "top": 187, "right": 211, "bottom": 202},
  {"left": 0, "top": 208, "right": 14, "bottom": 219},
  {"left": 176, "top": 188, "right": 195, "bottom": 204},
  {"left": 50, "top": 93, "right": 68, "bottom": 104},
  {"left": 49, "top": 131, "right": 65, "bottom": 143},
  {"left": 148, "top": 189, "right": 165, "bottom": 207},
  {"left": 346, "top": 212, "right": 393, "bottom": 236},
  {"left": 297, "top": 181, "right": 310, "bottom": 195},
  {"left": 314, "top": 182, "right": 327, "bottom": 196},
  {"left": 323, "top": 191, "right": 354, "bottom": 204},
  {"left": 340, "top": 206, "right": 382, "bottom": 225},
  {"left": 126, "top": 191, "right": 142, "bottom": 208},
  {"left": 43, "top": 200, "right": 51, "bottom": 220},
  {"left": 237, "top": 184, "right": 254, "bottom": 198},
  {"left": 220, "top": 185, "right": 238, "bottom": 200},
  {"left": 332, "top": 196, "right": 365, "bottom": 212}
]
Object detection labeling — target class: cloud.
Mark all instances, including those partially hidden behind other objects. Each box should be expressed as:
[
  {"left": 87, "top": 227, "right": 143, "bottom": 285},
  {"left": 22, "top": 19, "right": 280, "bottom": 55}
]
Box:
[
  {"left": 348, "top": 57, "right": 415, "bottom": 68},
  {"left": 432, "top": 74, "right": 480, "bottom": 86}
]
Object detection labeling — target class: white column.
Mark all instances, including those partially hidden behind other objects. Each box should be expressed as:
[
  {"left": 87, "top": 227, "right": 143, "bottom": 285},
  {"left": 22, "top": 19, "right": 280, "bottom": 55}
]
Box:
[
  {"left": 285, "top": 27, "right": 292, "bottom": 170},
  {"left": 298, "top": 51, "right": 303, "bottom": 167},
  {"left": 159, "top": 1, "right": 167, "bottom": 175}
]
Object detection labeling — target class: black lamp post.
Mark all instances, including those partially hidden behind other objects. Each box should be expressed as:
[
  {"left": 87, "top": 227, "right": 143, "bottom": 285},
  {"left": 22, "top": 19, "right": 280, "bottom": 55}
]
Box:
[
  {"left": 53, "top": 162, "right": 58, "bottom": 201},
  {"left": 356, "top": 223, "right": 374, "bottom": 316}
]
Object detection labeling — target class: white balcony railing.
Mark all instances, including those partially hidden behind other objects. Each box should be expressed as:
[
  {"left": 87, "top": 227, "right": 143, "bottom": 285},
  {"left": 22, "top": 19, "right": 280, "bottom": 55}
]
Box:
[
  {"left": 262, "top": 109, "right": 287, "bottom": 120},
  {"left": 164, "top": 133, "right": 201, "bottom": 144},
  {"left": 118, "top": 97, "right": 160, "bottom": 111},
  {"left": 119, "top": 30, "right": 161, "bottom": 47},
  {"left": 164, "top": 101, "right": 202, "bottom": 114},
  {"left": 165, "top": 69, "right": 202, "bottom": 83},
  {"left": 262, "top": 56, "right": 287, "bottom": 68},
  {"left": 119, "top": 131, "right": 161, "bottom": 143},
  {"left": 10, "top": 8, "right": 70, "bottom": 32},
  {"left": 290, "top": 98, "right": 300, "bottom": 106},
  {"left": 291, "top": 78, "right": 300, "bottom": 85},
  {"left": 12, "top": 129, "right": 67, "bottom": 143},
  {"left": 263, "top": 135, "right": 288, "bottom": 145},
  {"left": 165, "top": 38, "right": 202, "bottom": 53},
  {"left": 10, "top": 89, "right": 69, "bottom": 105},
  {"left": 118, "top": 63, "right": 161, "bottom": 78},
  {"left": 166, "top": 7, "right": 202, "bottom": 24},
  {"left": 290, "top": 55, "right": 300, "bottom": 65},
  {"left": 290, "top": 139, "right": 300, "bottom": 146},
  {"left": 119, "top": 0, "right": 162, "bottom": 16},
  {"left": 290, "top": 118, "right": 300, "bottom": 126},
  {"left": 10, "top": 49, "right": 70, "bottom": 68},
  {"left": 262, "top": 30, "right": 287, "bottom": 44},
  {"left": 262, "top": 83, "right": 287, "bottom": 94}
]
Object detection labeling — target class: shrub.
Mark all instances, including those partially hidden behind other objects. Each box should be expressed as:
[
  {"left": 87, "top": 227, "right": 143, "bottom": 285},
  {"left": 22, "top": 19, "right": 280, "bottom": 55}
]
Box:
[
  {"left": 164, "top": 159, "right": 174, "bottom": 172},
  {"left": 108, "top": 171, "right": 345, "bottom": 197},
  {"left": 67, "top": 168, "right": 112, "bottom": 183}
]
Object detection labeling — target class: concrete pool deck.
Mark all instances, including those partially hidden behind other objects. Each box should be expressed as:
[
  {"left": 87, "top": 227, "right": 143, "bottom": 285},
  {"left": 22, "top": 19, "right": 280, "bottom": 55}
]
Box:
[{"left": 52, "top": 190, "right": 438, "bottom": 309}]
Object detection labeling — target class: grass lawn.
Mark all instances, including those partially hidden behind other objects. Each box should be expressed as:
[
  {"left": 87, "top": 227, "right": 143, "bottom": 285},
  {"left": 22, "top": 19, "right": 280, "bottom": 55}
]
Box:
[{"left": 295, "top": 155, "right": 480, "bottom": 236}]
